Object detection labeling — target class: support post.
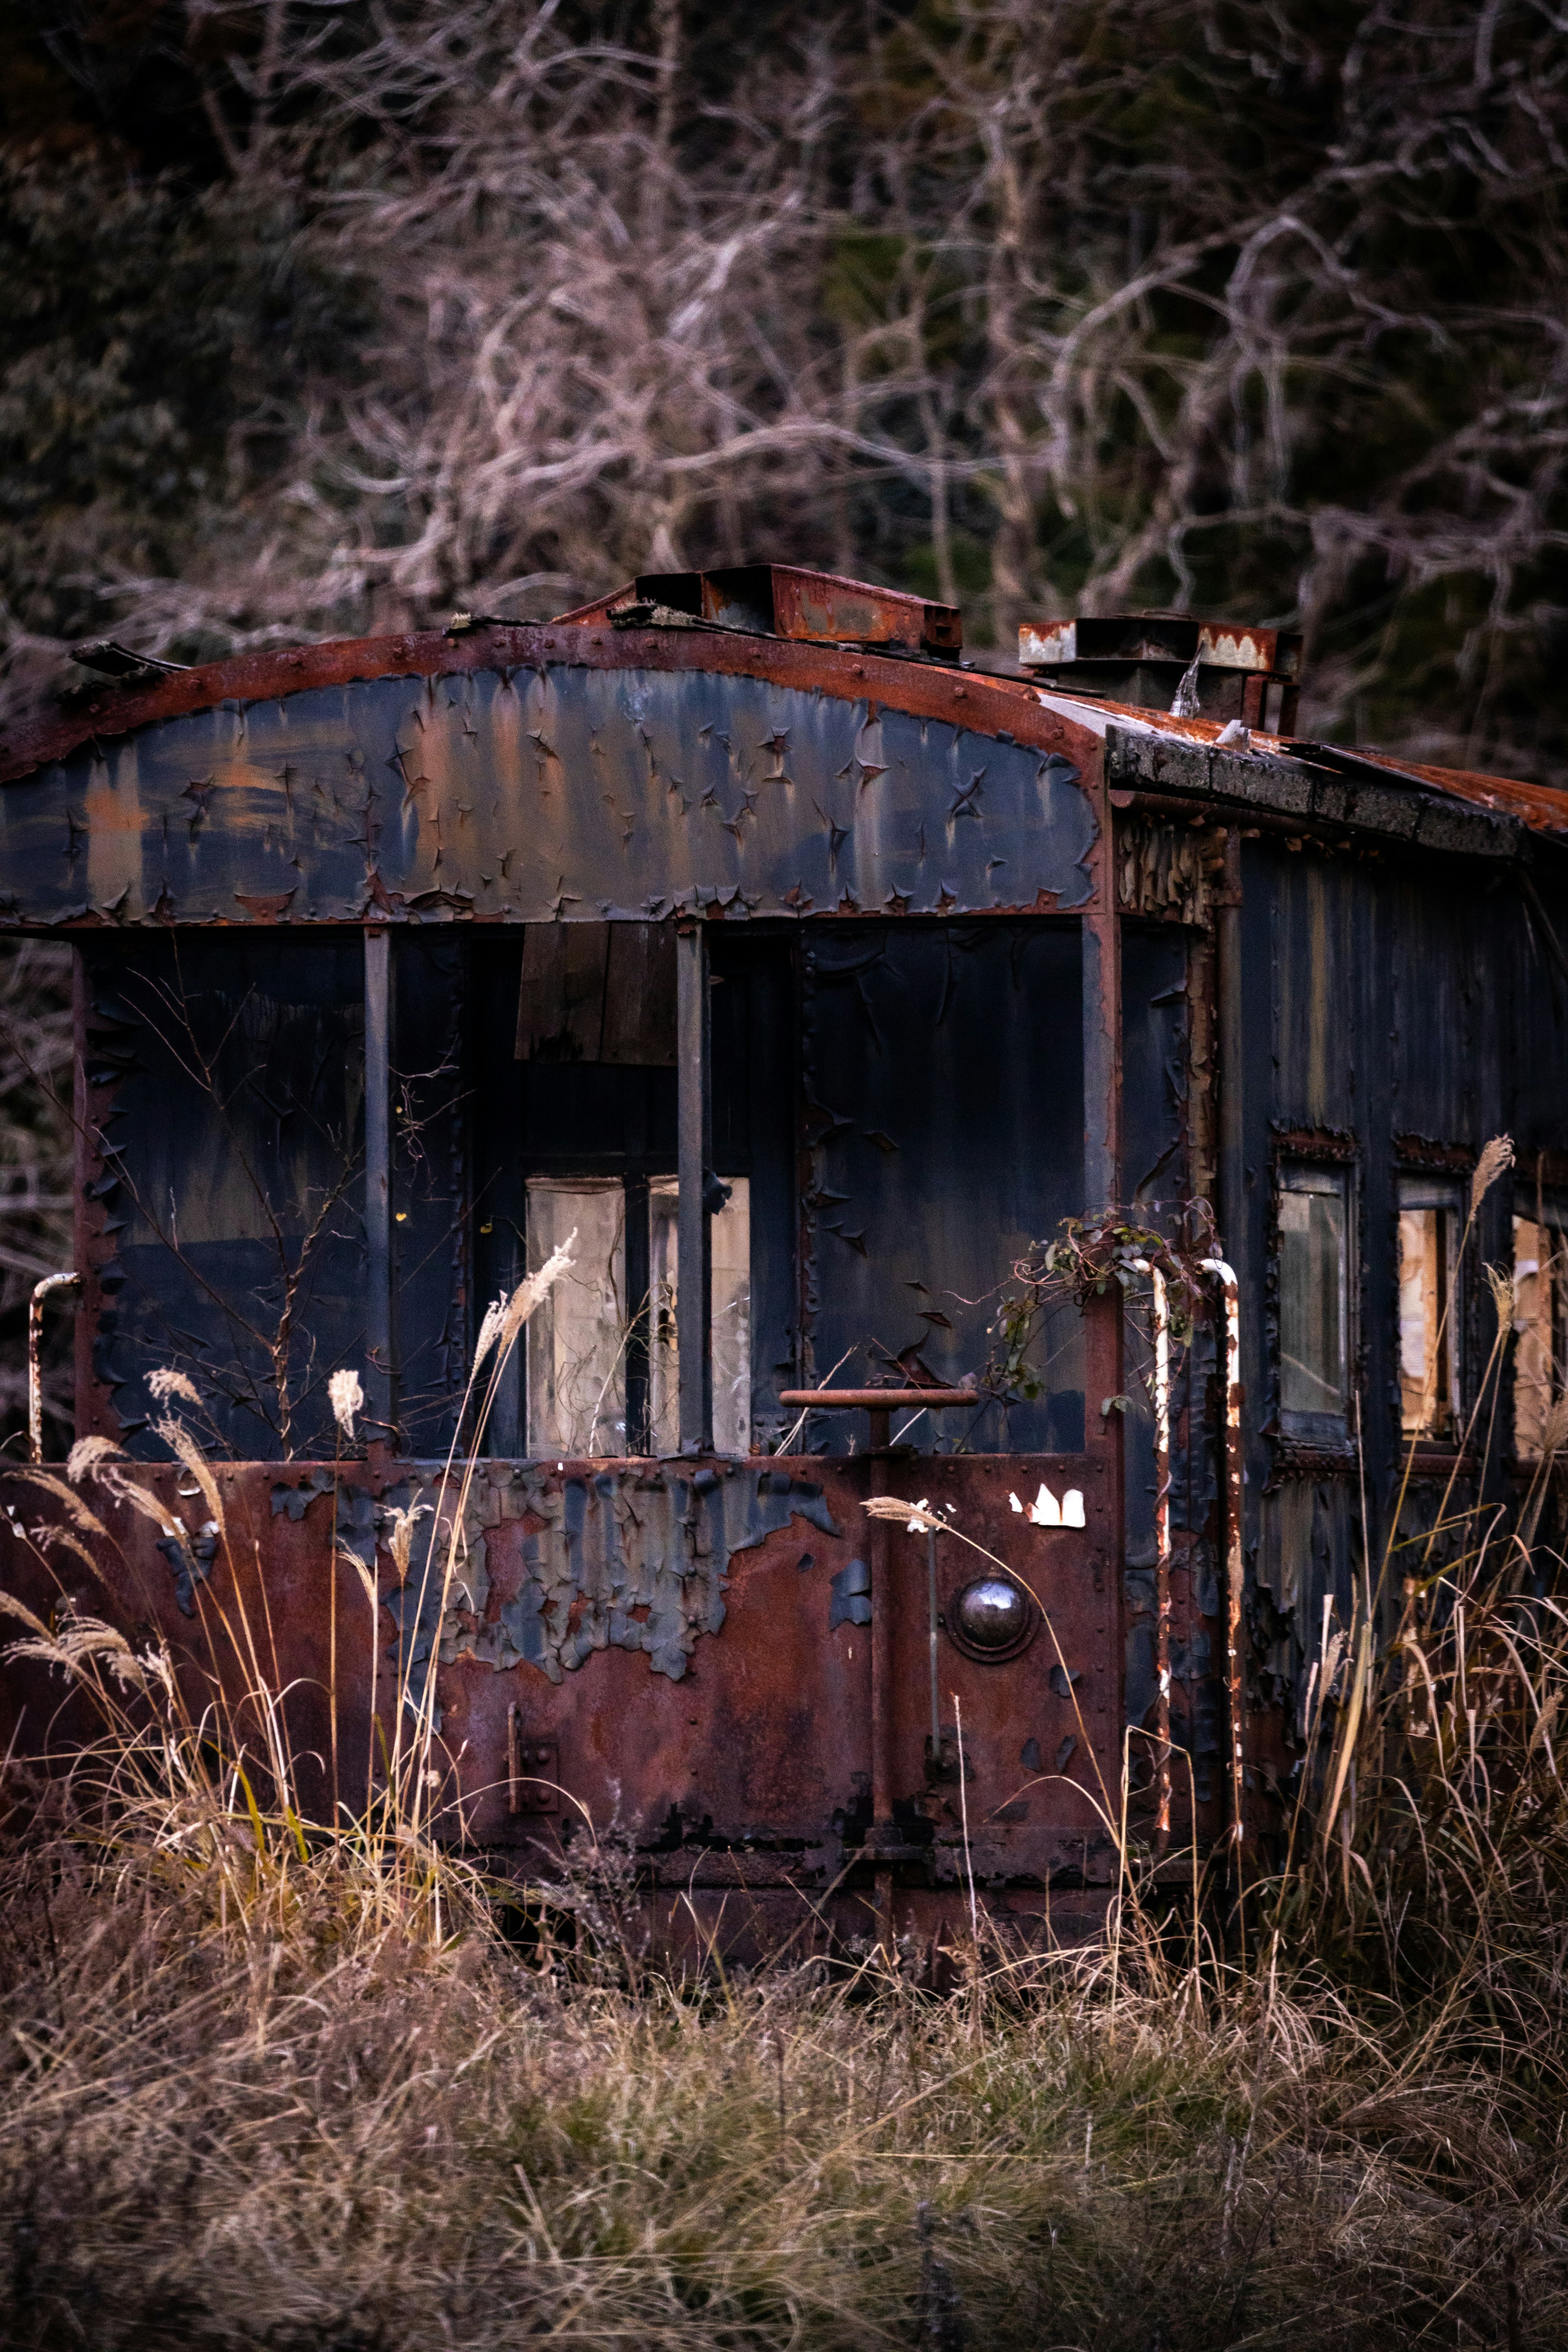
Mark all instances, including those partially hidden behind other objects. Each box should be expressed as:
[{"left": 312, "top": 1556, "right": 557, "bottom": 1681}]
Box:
[
  {"left": 363, "top": 927, "right": 394, "bottom": 1446},
  {"left": 1217, "top": 830, "right": 1245, "bottom": 1273},
  {"left": 867, "top": 1401, "right": 895, "bottom": 1955},
  {"left": 1203, "top": 1258, "right": 1246, "bottom": 1880},
  {"left": 676, "top": 922, "right": 713, "bottom": 1452},
  {"left": 1082, "top": 903, "right": 1122, "bottom": 1220},
  {"left": 1151, "top": 1266, "right": 1173, "bottom": 1851}
]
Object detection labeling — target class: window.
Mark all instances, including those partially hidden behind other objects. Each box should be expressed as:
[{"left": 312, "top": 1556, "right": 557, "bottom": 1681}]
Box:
[
  {"left": 1398, "top": 1177, "right": 1462, "bottom": 1443},
  {"left": 647, "top": 1179, "right": 751, "bottom": 1459},
  {"left": 526, "top": 1175, "right": 751, "bottom": 1458},
  {"left": 1278, "top": 1164, "right": 1352, "bottom": 1440},
  {"left": 1513, "top": 1206, "right": 1568, "bottom": 1457}
]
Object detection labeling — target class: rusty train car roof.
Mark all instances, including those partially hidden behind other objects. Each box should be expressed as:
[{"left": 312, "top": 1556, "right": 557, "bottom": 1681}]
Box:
[
  {"left": 0, "top": 621, "right": 1061, "bottom": 788},
  {"left": 2, "top": 614, "right": 1564, "bottom": 884}
]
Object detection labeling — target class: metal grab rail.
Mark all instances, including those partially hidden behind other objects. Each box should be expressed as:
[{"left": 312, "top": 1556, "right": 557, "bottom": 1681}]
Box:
[
  {"left": 777, "top": 1388, "right": 977, "bottom": 1410},
  {"left": 1200, "top": 1257, "right": 1245, "bottom": 1860},
  {"left": 29, "top": 1271, "right": 80, "bottom": 1462}
]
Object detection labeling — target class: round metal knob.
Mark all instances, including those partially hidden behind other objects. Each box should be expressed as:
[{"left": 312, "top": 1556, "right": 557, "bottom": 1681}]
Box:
[{"left": 950, "top": 1575, "right": 1034, "bottom": 1659}]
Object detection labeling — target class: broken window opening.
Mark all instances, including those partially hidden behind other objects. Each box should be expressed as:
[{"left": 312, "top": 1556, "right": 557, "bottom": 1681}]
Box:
[
  {"left": 525, "top": 1174, "right": 751, "bottom": 1458},
  {"left": 1398, "top": 1177, "right": 1461, "bottom": 1443},
  {"left": 1513, "top": 1206, "right": 1568, "bottom": 1458},
  {"left": 1278, "top": 1163, "right": 1352, "bottom": 1441}
]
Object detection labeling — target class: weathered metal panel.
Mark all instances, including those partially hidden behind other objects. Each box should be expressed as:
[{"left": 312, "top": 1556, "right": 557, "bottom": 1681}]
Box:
[
  {"left": 800, "top": 922, "right": 1085, "bottom": 1454},
  {"left": 1106, "top": 724, "right": 1524, "bottom": 859},
  {"left": 1227, "top": 834, "right": 1568, "bottom": 1836},
  {"left": 392, "top": 932, "right": 470, "bottom": 1457},
  {"left": 6, "top": 1448, "right": 1126, "bottom": 1898},
  {"left": 0, "top": 662, "right": 1095, "bottom": 927},
  {"left": 80, "top": 934, "right": 367, "bottom": 1459}
]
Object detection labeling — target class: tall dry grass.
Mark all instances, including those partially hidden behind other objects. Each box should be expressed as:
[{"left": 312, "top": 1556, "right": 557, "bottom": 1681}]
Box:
[
  {"left": 5, "top": 1172, "right": 1568, "bottom": 2344},
  {"left": 3, "top": 1804, "right": 1564, "bottom": 2352}
]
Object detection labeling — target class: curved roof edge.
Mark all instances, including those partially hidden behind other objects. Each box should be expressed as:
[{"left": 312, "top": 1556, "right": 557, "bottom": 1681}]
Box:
[
  {"left": 0, "top": 621, "right": 1071, "bottom": 788},
  {"left": 7, "top": 615, "right": 1562, "bottom": 852}
]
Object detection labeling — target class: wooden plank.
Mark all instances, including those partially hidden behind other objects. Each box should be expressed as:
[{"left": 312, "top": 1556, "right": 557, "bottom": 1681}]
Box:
[
  {"left": 514, "top": 923, "right": 610, "bottom": 1060},
  {"left": 602, "top": 923, "right": 677, "bottom": 1064}
]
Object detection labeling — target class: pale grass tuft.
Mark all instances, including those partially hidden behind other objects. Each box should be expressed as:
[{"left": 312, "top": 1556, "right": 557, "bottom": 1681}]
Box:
[
  {"left": 379, "top": 1499, "right": 430, "bottom": 1585},
  {"left": 1538, "top": 1393, "right": 1568, "bottom": 1463},
  {"left": 147, "top": 1366, "right": 203, "bottom": 1407},
  {"left": 3, "top": 1606, "right": 168, "bottom": 1695},
  {"left": 1485, "top": 1259, "right": 1515, "bottom": 1335},
  {"left": 26, "top": 1521, "right": 111, "bottom": 1586},
  {"left": 1471, "top": 1132, "right": 1515, "bottom": 1216},
  {"left": 153, "top": 1417, "right": 225, "bottom": 1538},
  {"left": 0, "top": 1589, "right": 51, "bottom": 1638},
  {"left": 92, "top": 1464, "right": 187, "bottom": 1546},
  {"left": 494, "top": 1233, "right": 577, "bottom": 1362},
  {"left": 8, "top": 1466, "right": 112, "bottom": 1543},
  {"left": 471, "top": 1293, "right": 509, "bottom": 1376},
  {"left": 337, "top": 1546, "right": 380, "bottom": 1612},
  {"left": 328, "top": 1368, "right": 365, "bottom": 1440},
  {"left": 864, "top": 1495, "right": 946, "bottom": 1533},
  {"left": 67, "top": 1435, "right": 125, "bottom": 1486},
  {"left": 471, "top": 1238, "right": 574, "bottom": 1383}
]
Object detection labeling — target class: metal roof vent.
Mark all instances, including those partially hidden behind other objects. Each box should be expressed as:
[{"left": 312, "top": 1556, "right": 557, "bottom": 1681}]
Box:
[
  {"left": 1018, "top": 613, "right": 1301, "bottom": 733},
  {"left": 558, "top": 564, "right": 962, "bottom": 657}
]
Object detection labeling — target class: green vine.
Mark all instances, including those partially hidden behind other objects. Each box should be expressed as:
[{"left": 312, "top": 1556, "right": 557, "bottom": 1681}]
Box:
[{"left": 982, "top": 1200, "right": 1221, "bottom": 1404}]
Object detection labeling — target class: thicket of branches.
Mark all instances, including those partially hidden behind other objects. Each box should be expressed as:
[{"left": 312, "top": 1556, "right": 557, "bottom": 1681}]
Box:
[{"left": 2, "top": 0, "right": 1566, "bottom": 778}]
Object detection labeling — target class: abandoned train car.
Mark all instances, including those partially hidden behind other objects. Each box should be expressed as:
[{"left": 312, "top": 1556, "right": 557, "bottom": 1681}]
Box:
[{"left": 4, "top": 562, "right": 1568, "bottom": 1950}]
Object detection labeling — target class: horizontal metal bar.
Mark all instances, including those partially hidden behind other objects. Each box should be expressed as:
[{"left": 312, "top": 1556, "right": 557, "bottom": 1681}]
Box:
[{"left": 779, "top": 1388, "right": 978, "bottom": 1409}]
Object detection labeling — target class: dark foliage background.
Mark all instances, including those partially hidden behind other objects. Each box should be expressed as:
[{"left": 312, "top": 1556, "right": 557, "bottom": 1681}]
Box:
[{"left": 1, "top": 0, "right": 1565, "bottom": 776}]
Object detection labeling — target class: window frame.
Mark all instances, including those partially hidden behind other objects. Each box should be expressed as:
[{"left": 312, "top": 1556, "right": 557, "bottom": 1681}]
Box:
[
  {"left": 1275, "top": 1156, "right": 1357, "bottom": 1448},
  {"left": 1512, "top": 1191, "right": 1568, "bottom": 1460},
  {"left": 1396, "top": 1172, "right": 1464, "bottom": 1447}
]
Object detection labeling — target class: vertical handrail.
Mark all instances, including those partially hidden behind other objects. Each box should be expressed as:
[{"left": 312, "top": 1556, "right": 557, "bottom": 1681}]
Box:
[
  {"left": 1151, "top": 1265, "right": 1173, "bottom": 1850},
  {"left": 1202, "top": 1256, "right": 1245, "bottom": 1857},
  {"left": 926, "top": 1528, "right": 941, "bottom": 1764},
  {"left": 29, "top": 1271, "right": 80, "bottom": 1462},
  {"left": 866, "top": 1401, "right": 894, "bottom": 1954},
  {"left": 363, "top": 928, "right": 393, "bottom": 1446}
]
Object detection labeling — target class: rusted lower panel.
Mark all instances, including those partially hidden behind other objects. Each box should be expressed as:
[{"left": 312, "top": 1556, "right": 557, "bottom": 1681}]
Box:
[{"left": 7, "top": 1430, "right": 1129, "bottom": 1908}]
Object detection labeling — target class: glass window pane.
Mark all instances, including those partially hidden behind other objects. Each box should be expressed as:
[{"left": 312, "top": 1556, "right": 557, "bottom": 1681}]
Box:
[
  {"left": 525, "top": 1179, "right": 627, "bottom": 1456},
  {"left": 1399, "top": 1207, "right": 1448, "bottom": 1437},
  {"left": 1514, "top": 1212, "right": 1565, "bottom": 1457},
  {"left": 1279, "top": 1182, "right": 1346, "bottom": 1421},
  {"left": 648, "top": 1177, "right": 752, "bottom": 1457}
]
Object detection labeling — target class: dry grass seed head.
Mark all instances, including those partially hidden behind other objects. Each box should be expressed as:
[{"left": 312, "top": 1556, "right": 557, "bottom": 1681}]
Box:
[
  {"left": 147, "top": 1367, "right": 203, "bottom": 1407},
  {"left": 67, "top": 1436, "right": 125, "bottom": 1486},
  {"left": 380, "top": 1501, "right": 430, "bottom": 1584},
  {"left": 7, "top": 1466, "right": 113, "bottom": 1544},
  {"left": 5, "top": 1610, "right": 153, "bottom": 1693},
  {"left": 1471, "top": 1134, "right": 1515, "bottom": 1217},
  {"left": 496, "top": 1234, "right": 577, "bottom": 1360},
  {"left": 0, "top": 1588, "right": 52, "bottom": 1638},
  {"left": 26, "top": 1521, "right": 112, "bottom": 1586},
  {"left": 864, "top": 1495, "right": 946, "bottom": 1533},
  {"left": 153, "top": 1417, "right": 225, "bottom": 1538},
  {"left": 328, "top": 1368, "right": 365, "bottom": 1439},
  {"left": 96, "top": 1468, "right": 187, "bottom": 1547},
  {"left": 1485, "top": 1259, "right": 1515, "bottom": 1335}
]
